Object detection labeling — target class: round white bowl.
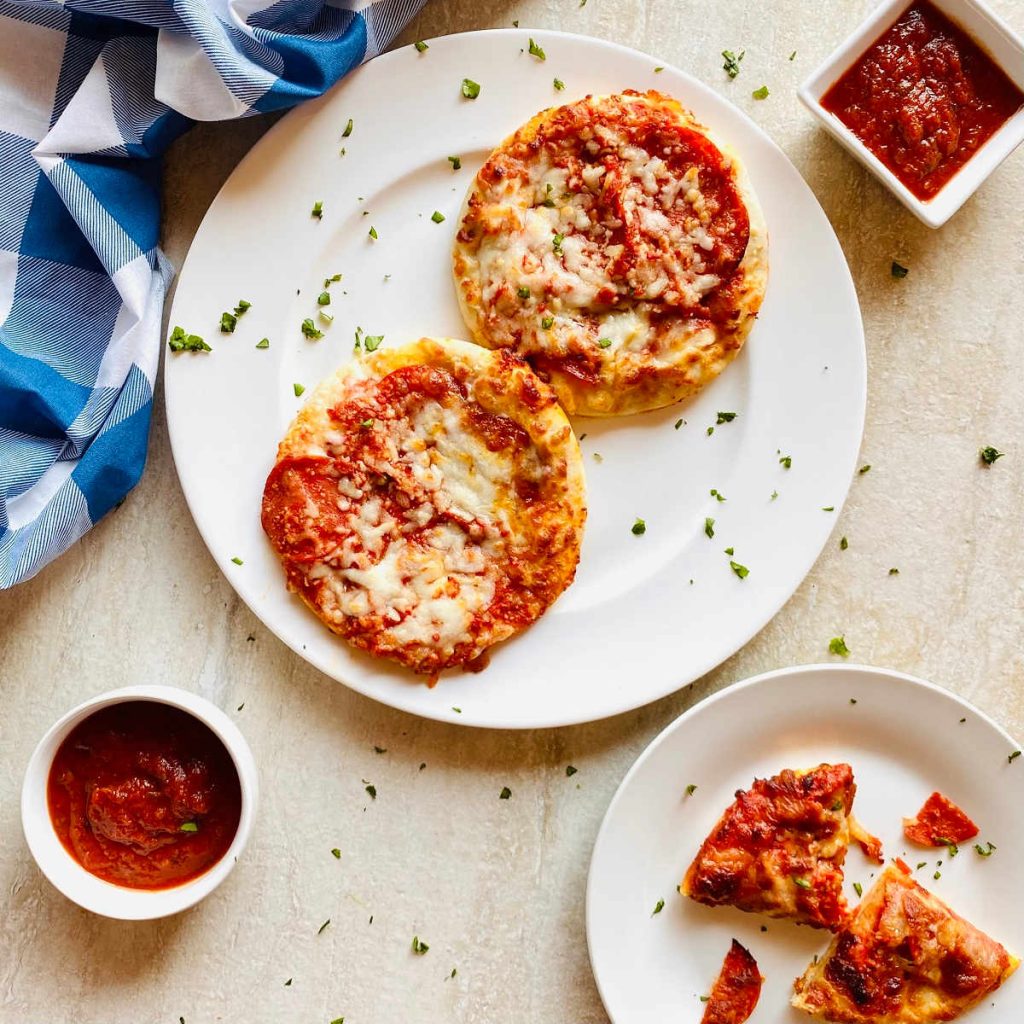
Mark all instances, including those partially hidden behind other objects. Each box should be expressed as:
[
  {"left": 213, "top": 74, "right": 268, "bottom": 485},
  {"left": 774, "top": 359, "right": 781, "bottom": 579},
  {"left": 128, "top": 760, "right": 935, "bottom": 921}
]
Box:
[{"left": 22, "top": 685, "right": 258, "bottom": 920}]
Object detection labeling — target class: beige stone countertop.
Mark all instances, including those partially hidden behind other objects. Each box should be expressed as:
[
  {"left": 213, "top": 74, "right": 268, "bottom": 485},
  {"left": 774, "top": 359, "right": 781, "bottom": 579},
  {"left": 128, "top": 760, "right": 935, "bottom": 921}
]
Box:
[{"left": 3, "top": 1, "right": 1024, "bottom": 1021}]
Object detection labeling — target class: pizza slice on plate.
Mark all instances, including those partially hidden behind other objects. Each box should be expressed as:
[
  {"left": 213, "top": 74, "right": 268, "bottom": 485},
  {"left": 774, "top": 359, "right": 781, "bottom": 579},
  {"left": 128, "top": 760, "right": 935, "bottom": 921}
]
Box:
[
  {"left": 681, "top": 763, "right": 882, "bottom": 930},
  {"left": 792, "top": 861, "right": 1018, "bottom": 1022}
]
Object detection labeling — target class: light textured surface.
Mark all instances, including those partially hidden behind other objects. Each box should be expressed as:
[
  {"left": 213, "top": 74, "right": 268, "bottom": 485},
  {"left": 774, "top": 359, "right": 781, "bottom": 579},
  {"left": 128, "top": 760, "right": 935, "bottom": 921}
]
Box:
[{"left": 2, "top": 2, "right": 1023, "bottom": 1021}]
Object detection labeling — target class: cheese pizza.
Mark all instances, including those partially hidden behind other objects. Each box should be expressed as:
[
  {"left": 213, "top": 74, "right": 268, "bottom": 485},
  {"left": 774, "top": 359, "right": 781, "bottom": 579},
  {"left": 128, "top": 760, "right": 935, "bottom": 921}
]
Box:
[
  {"left": 681, "top": 763, "right": 882, "bottom": 931},
  {"left": 453, "top": 90, "right": 767, "bottom": 416},
  {"left": 792, "top": 862, "right": 1019, "bottom": 1022},
  {"left": 260, "top": 338, "right": 586, "bottom": 680}
]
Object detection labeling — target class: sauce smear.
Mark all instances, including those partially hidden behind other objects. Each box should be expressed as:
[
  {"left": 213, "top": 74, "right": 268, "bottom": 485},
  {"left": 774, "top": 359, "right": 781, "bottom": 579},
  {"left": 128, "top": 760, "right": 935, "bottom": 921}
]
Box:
[
  {"left": 48, "top": 701, "right": 241, "bottom": 889},
  {"left": 821, "top": 0, "right": 1023, "bottom": 199}
]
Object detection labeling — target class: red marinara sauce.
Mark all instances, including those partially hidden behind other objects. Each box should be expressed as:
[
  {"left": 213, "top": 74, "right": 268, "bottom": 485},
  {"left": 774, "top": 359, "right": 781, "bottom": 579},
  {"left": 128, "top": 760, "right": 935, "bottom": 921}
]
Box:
[
  {"left": 821, "top": 0, "right": 1024, "bottom": 199},
  {"left": 47, "top": 702, "right": 242, "bottom": 889}
]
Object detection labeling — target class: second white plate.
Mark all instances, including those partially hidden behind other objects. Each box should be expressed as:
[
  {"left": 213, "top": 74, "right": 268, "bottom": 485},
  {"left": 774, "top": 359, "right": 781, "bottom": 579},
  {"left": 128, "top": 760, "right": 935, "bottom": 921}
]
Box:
[
  {"left": 165, "top": 30, "right": 865, "bottom": 728},
  {"left": 587, "top": 664, "right": 1024, "bottom": 1022}
]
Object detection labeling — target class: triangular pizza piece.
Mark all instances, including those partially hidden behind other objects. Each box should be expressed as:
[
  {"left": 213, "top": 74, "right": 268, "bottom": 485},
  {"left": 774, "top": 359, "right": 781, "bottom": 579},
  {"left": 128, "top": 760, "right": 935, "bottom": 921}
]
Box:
[
  {"left": 681, "top": 763, "right": 881, "bottom": 930},
  {"left": 792, "top": 862, "right": 1018, "bottom": 1022}
]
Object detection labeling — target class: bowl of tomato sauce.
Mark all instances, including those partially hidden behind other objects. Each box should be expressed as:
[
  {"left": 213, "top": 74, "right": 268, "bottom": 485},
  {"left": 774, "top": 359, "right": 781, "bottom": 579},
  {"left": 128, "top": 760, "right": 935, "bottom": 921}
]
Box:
[
  {"left": 799, "top": 0, "right": 1024, "bottom": 227},
  {"left": 22, "top": 686, "right": 258, "bottom": 919}
]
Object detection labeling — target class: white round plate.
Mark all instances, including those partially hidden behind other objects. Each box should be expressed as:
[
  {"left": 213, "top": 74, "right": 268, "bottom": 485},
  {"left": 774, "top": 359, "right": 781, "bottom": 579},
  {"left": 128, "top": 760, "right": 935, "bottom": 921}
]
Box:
[
  {"left": 587, "top": 664, "right": 1024, "bottom": 1022},
  {"left": 165, "top": 30, "right": 865, "bottom": 729}
]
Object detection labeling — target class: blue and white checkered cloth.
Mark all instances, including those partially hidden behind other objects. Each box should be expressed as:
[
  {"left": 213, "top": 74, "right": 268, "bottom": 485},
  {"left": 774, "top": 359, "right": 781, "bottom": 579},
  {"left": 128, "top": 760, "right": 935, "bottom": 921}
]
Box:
[{"left": 0, "top": 0, "right": 424, "bottom": 588}]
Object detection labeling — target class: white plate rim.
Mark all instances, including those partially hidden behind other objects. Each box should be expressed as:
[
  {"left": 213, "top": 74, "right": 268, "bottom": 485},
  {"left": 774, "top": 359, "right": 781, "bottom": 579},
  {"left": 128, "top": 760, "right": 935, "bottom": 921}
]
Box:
[
  {"left": 164, "top": 29, "right": 867, "bottom": 730},
  {"left": 585, "top": 661, "right": 1023, "bottom": 1021}
]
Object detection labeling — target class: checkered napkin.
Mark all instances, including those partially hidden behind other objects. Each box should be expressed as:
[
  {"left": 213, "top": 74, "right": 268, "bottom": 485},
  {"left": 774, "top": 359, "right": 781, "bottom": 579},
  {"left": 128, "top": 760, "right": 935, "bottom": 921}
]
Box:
[{"left": 0, "top": 0, "right": 424, "bottom": 588}]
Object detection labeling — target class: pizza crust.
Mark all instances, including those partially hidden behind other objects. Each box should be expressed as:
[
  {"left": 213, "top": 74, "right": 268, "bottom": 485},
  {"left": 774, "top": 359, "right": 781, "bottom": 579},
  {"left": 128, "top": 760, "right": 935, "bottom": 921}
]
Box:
[
  {"left": 452, "top": 90, "right": 768, "bottom": 416},
  {"left": 261, "top": 338, "right": 586, "bottom": 679}
]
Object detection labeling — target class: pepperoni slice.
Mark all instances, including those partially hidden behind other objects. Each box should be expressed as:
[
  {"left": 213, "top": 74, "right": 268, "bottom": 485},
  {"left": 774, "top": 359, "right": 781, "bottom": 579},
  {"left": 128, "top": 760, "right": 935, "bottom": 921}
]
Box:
[
  {"left": 261, "top": 456, "right": 349, "bottom": 564},
  {"left": 701, "top": 939, "right": 762, "bottom": 1024},
  {"left": 903, "top": 792, "right": 979, "bottom": 846}
]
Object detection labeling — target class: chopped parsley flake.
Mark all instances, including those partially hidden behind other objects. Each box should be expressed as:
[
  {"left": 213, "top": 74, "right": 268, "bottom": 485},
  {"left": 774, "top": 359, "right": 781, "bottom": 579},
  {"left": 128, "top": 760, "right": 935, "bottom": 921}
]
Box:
[
  {"left": 364, "top": 334, "right": 383, "bottom": 352},
  {"left": 853, "top": 882, "right": 863, "bottom": 897},
  {"left": 859, "top": 464, "right": 871, "bottom": 474},
  {"left": 779, "top": 454, "right": 792, "bottom": 468},
  {"left": 180, "top": 821, "right": 198, "bottom": 832},
  {"left": 414, "top": 40, "right": 428, "bottom": 52},
  {"left": 311, "top": 200, "right": 323, "bottom": 220},
  {"left": 974, "top": 842, "right": 996, "bottom": 857},
  {"left": 319, "top": 311, "right": 333, "bottom": 325},
  {"left": 374, "top": 745, "right": 387, "bottom": 754},
  {"left": 365, "top": 783, "right": 377, "bottom": 799},
  {"left": 934, "top": 871, "right": 942, "bottom": 880},
  {"left": 685, "top": 784, "right": 698, "bottom": 796},
  {"left": 793, "top": 876, "right": 812, "bottom": 890},
  {"left": 651, "top": 898, "right": 665, "bottom": 915},
  {"left": 461, "top": 78, "right": 481, "bottom": 99},
  {"left": 284, "top": 978, "right": 292, "bottom": 986},
  {"left": 412, "top": 936, "right": 429, "bottom": 954},
  {"left": 724, "top": 546, "right": 734, "bottom": 556},
  {"left": 722, "top": 49, "right": 745, "bottom": 78},
  {"left": 552, "top": 232, "right": 565, "bottom": 253},
  {"left": 301, "top": 318, "right": 323, "bottom": 340},
  {"left": 1009, "top": 750, "right": 1022, "bottom": 764},
  {"left": 293, "top": 383, "right": 305, "bottom": 397},
  {"left": 168, "top": 326, "right": 210, "bottom": 352},
  {"left": 770, "top": 490, "right": 779, "bottom": 500},
  {"left": 840, "top": 536, "right": 849, "bottom": 550},
  {"left": 331, "top": 848, "right": 341, "bottom": 859},
  {"left": 631, "top": 517, "right": 646, "bottom": 536},
  {"left": 704, "top": 517, "right": 715, "bottom": 538},
  {"left": 448, "top": 155, "right": 461, "bottom": 170},
  {"left": 710, "top": 488, "right": 726, "bottom": 502},
  {"left": 528, "top": 38, "right": 546, "bottom": 60},
  {"left": 730, "top": 560, "right": 749, "bottom": 579},
  {"left": 431, "top": 210, "right": 445, "bottom": 223},
  {"left": 318, "top": 919, "right": 331, "bottom": 935},
  {"left": 706, "top": 426, "right": 714, "bottom": 436},
  {"left": 674, "top": 419, "right": 684, "bottom": 429},
  {"left": 499, "top": 786, "right": 512, "bottom": 800},
  {"left": 324, "top": 273, "right": 342, "bottom": 285},
  {"left": 230, "top": 556, "right": 243, "bottom": 566},
  {"left": 597, "top": 337, "right": 612, "bottom": 348},
  {"left": 219, "top": 311, "right": 237, "bottom": 333},
  {"left": 553, "top": 78, "right": 565, "bottom": 90},
  {"left": 368, "top": 225, "right": 378, "bottom": 240},
  {"left": 517, "top": 286, "right": 530, "bottom": 299},
  {"left": 255, "top": 337, "right": 269, "bottom": 349},
  {"left": 789, "top": 50, "right": 797, "bottom": 60},
  {"left": 541, "top": 315, "right": 554, "bottom": 329},
  {"left": 822, "top": 505, "right": 835, "bottom": 511},
  {"left": 891, "top": 261, "right": 909, "bottom": 278},
  {"left": 317, "top": 290, "right": 331, "bottom": 306},
  {"left": 234, "top": 299, "right": 251, "bottom": 315},
  {"left": 566, "top": 765, "right": 578, "bottom": 777},
  {"left": 980, "top": 446, "right": 1004, "bottom": 465},
  {"left": 716, "top": 411, "right": 737, "bottom": 423},
  {"left": 360, "top": 418, "right": 374, "bottom": 429},
  {"left": 752, "top": 85, "right": 769, "bottom": 100},
  {"left": 654, "top": 66, "right": 664, "bottom": 72},
  {"left": 829, "top": 635, "right": 851, "bottom": 657},
  {"left": 889, "top": 567, "right": 900, "bottom": 575},
  {"left": 342, "top": 118, "right": 354, "bottom": 138}
]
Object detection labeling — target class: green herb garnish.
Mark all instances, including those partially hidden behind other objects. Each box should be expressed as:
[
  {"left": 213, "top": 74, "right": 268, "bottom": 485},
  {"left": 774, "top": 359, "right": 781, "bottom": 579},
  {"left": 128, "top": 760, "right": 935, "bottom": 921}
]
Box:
[
  {"left": 685, "top": 784, "right": 698, "bottom": 796},
  {"left": 597, "top": 337, "right": 612, "bottom": 348},
  {"left": 255, "top": 337, "right": 269, "bottom": 349},
  {"left": 179, "top": 821, "right": 198, "bottom": 832},
  {"left": 716, "top": 411, "right": 737, "bottom": 424},
  {"left": 431, "top": 210, "right": 445, "bottom": 223},
  {"left": 414, "top": 40, "right": 428, "bottom": 52},
  {"left": 730, "top": 561, "right": 749, "bottom": 579},
  {"left": 722, "top": 49, "right": 745, "bottom": 78},
  {"left": 779, "top": 454, "right": 792, "bottom": 468},
  {"left": 311, "top": 200, "right": 323, "bottom": 220},
  {"left": 840, "top": 536, "right": 849, "bottom": 550},
  {"left": 293, "top": 383, "right": 305, "bottom": 397},
  {"left": 853, "top": 882, "right": 863, "bottom": 897},
  {"left": 461, "top": 78, "right": 481, "bottom": 99},
  {"left": 553, "top": 78, "right": 565, "bottom": 90},
  {"left": 318, "top": 919, "right": 331, "bottom": 935},
  {"left": 566, "top": 765, "right": 578, "bottom": 777},
  {"left": 631, "top": 518, "right": 646, "bottom": 536},
  {"left": 710, "top": 489, "right": 726, "bottom": 502},
  {"left": 891, "top": 261, "right": 909, "bottom": 278},
  {"left": 168, "top": 326, "right": 210, "bottom": 353},
  {"left": 301, "top": 318, "right": 323, "bottom": 340},
  {"left": 528, "top": 38, "right": 546, "bottom": 60},
  {"left": 342, "top": 117, "right": 354, "bottom": 138},
  {"left": 980, "top": 446, "right": 1004, "bottom": 465},
  {"left": 829, "top": 636, "right": 851, "bottom": 657},
  {"left": 368, "top": 225, "right": 378, "bottom": 240},
  {"left": 974, "top": 842, "right": 996, "bottom": 857},
  {"left": 704, "top": 517, "right": 714, "bottom": 539},
  {"left": 317, "top": 290, "right": 331, "bottom": 306},
  {"left": 230, "top": 556, "right": 243, "bottom": 566},
  {"left": 220, "top": 311, "right": 237, "bottom": 333},
  {"left": 365, "top": 783, "right": 377, "bottom": 798},
  {"left": 752, "top": 84, "right": 769, "bottom": 100},
  {"left": 448, "top": 155, "right": 461, "bottom": 170},
  {"left": 859, "top": 463, "right": 871, "bottom": 474},
  {"left": 412, "top": 936, "right": 429, "bottom": 954},
  {"left": 793, "top": 876, "right": 812, "bottom": 890},
  {"left": 651, "top": 899, "right": 665, "bottom": 915},
  {"left": 499, "top": 786, "right": 512, "bottom": 799},
  {"left": 331, "top": 848, "right": 341, "bottom": 859}
]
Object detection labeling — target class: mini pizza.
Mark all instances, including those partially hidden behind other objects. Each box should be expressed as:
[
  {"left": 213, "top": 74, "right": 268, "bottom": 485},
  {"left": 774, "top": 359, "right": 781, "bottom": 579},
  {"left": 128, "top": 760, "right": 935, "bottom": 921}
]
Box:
[
  {"left": 702, "top": 939, "right": 763, "bottom": 1024},
  {"left": 903, "top": 792, "right": 979, "bottom": 847},
  {"left": 453, "top": 89, "right": 767, "bottom": 416},
  {"left": 261, "top": 338, "right": 586, "bottom": 680},
  {"left": 792, "top": 862, "right": 1019, "bottom": 1022},
  {"left": 681, "top": 764, "right": 882, "bottom": 930}
]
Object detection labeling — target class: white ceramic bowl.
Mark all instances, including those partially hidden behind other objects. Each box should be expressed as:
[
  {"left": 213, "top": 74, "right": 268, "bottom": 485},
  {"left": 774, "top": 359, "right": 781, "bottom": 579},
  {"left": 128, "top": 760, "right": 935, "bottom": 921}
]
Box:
[
  {"left": 22, "top": 685, "right": 258, "bottom": 920},
  {"left": 798, "top": 0, "right": 1024, "bottom": 228}
]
